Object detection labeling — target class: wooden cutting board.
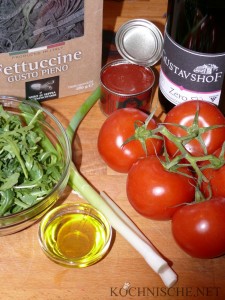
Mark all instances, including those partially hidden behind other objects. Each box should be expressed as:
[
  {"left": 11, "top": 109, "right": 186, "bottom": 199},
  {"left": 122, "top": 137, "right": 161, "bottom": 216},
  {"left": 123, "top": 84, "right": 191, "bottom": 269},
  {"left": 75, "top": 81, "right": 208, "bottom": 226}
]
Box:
[{"left": 1, "top": 1, "right": 225, "bottom": 299}]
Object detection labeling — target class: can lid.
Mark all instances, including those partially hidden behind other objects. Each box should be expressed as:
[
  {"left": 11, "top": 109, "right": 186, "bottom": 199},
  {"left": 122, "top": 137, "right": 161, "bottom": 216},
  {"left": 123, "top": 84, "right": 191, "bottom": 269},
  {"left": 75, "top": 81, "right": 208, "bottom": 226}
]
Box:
[{"left": 115, "top": 19, "right": 163, "bottom": 67}]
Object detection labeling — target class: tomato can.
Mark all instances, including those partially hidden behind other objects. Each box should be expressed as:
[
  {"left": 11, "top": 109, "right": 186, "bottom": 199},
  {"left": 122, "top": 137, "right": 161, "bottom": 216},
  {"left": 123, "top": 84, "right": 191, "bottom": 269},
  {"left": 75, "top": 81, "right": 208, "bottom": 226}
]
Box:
[
  {"left": 100, "top": 19, "right": 163, "bottom": 115},
  {"left": 100, "top": 59, "right": 155, "bottom": 115}
]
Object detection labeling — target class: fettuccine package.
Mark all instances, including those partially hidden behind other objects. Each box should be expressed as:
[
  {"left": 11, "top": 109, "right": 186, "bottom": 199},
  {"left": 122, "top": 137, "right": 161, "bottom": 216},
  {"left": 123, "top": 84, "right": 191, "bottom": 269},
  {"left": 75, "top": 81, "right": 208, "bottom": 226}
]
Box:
[{"left": 0, "top": 0, "right": 103, "bottom": 101}]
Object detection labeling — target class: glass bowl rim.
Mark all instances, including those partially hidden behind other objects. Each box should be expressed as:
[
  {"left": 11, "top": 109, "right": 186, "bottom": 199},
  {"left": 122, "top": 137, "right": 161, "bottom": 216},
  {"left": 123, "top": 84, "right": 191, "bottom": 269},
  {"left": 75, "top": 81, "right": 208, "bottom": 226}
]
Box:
[{"left": 38, "top": 202, "right": 113, "bottom": 267}]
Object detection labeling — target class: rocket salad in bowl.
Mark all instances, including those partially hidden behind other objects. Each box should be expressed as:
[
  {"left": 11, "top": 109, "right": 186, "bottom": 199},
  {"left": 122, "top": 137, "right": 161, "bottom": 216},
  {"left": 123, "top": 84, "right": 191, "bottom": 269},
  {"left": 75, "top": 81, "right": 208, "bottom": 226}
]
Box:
[{"left": 0, "top": 96, "right": 71, "bottom": 235}]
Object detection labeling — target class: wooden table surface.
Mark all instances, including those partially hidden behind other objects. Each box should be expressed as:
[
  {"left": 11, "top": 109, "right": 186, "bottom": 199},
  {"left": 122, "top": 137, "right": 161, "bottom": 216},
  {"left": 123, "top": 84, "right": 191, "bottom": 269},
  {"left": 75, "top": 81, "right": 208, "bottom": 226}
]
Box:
[{"left": 1, "top": 1, "right": 225, "bottom": 299}]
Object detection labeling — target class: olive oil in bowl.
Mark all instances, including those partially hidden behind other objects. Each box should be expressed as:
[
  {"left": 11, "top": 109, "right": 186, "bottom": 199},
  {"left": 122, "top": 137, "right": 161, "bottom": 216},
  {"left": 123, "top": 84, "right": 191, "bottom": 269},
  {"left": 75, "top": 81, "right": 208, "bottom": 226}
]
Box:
[{"left": 38, "top": 203, "right": 112, "bottom": 267}]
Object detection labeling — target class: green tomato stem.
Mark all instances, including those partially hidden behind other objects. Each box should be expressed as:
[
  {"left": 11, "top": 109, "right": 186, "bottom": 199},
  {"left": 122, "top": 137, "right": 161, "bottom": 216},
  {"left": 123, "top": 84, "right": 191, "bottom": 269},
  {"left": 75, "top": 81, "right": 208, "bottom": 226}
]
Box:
[{"left": 159, "top": 126, "right": 208, "bottom": 186}]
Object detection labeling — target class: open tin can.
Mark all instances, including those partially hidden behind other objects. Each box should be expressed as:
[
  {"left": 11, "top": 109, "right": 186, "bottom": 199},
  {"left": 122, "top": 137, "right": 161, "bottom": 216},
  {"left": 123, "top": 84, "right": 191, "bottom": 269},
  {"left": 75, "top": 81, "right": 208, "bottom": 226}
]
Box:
[{"left": 100, "top": 19, "right": 163, "bottom": 115}]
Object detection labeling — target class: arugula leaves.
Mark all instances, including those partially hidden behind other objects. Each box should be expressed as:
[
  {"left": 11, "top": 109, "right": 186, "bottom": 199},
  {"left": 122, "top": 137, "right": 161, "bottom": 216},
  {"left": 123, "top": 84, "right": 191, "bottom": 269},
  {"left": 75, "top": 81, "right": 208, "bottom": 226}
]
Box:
[{"left": 0, "top": 105, "right": 63, "bottom": 216}]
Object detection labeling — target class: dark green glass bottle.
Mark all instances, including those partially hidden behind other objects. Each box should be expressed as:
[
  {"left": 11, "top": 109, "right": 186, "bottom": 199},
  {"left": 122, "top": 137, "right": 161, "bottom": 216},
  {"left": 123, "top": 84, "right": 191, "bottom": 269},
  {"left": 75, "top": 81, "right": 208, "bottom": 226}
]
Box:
[{"left": 158, "top": 0, "right": 225, "bottom": 114}]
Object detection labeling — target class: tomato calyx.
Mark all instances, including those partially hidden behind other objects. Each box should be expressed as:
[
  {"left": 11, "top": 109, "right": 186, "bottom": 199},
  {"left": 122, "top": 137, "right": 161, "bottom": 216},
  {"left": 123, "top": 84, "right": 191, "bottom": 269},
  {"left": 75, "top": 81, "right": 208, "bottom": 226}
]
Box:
[
  {"left": 163, "top": 108, "right": 225, "bottom": 155},
  {"left": 122, "top": 111, "right": 163, "bottom": 155}
]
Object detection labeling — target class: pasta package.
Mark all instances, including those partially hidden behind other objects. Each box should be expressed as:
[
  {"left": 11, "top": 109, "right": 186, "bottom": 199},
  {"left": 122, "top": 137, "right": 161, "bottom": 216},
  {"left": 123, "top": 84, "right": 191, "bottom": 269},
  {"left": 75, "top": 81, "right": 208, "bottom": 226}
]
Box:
[{"left": 0, "top": 0, "right": 103, "bottom": 101}]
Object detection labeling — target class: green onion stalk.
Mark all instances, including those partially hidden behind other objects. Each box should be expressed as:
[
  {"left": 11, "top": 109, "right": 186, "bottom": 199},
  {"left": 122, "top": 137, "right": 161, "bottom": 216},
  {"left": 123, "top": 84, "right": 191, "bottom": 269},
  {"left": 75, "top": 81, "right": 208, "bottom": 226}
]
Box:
[{"left": 66, "top": 87, "right": 177, "bottom": 288}]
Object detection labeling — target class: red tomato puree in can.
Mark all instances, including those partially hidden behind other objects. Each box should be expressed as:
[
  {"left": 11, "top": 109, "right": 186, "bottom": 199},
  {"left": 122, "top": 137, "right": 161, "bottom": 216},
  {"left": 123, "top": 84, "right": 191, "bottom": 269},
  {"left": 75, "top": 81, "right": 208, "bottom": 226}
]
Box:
[
  {"left": 100, "top": 59, "right": 155, "bottom": 115},
  {"left": 101, "top": 63, "right": 154, "bottom": 94}
]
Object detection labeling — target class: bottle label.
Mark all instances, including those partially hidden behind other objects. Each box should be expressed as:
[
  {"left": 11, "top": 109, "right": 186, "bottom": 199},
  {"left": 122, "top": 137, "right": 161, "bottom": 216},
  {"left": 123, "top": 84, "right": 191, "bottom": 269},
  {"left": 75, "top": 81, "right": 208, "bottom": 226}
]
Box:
[{"left": 159, "top": 29, "right": 225, "bottom": 106}]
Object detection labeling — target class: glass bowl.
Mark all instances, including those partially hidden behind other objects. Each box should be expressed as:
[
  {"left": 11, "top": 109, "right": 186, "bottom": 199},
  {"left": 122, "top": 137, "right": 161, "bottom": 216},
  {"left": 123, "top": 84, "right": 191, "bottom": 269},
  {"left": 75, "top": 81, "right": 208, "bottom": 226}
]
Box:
[
  {"left": 0, "top": 96, "right": 71, "bottom": 236},
  {"left": 38, "top": 203, "right": 112, "bottom": 267}
]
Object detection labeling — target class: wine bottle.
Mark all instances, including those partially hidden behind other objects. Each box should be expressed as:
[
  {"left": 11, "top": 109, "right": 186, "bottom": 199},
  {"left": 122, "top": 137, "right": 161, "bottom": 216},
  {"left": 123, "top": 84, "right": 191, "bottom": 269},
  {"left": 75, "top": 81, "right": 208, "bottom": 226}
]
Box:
[{"left": 158, "top": 0, "right": 225, "bottom": 114}]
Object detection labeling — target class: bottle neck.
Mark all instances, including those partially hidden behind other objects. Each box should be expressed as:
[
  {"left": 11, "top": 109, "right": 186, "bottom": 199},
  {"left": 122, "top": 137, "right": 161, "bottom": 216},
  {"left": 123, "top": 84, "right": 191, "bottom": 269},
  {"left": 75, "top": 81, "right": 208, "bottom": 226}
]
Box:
[{"left": 167, "top": 0, "right": 225, "bottom": 53}]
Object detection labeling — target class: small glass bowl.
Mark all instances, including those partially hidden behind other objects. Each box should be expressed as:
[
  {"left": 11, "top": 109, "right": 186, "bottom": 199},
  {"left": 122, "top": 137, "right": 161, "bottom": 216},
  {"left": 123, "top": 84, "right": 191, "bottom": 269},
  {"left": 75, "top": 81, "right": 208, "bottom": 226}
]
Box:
[
  {"left": 0, "top": 96, "right": 71, "bottom": 236},
  {"left": 38, "top": 203, "right": 112, "bottom": 267}
]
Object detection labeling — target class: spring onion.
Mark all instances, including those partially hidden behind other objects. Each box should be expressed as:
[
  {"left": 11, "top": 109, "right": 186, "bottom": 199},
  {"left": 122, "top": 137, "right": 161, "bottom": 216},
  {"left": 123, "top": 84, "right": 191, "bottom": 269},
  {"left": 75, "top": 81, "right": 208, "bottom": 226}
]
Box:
[
  {"left": 100, "top": 191, "right": 177, "bottom": 288},
  {"left": 66, "top": 87, "right": 177, "bottom": 287}
]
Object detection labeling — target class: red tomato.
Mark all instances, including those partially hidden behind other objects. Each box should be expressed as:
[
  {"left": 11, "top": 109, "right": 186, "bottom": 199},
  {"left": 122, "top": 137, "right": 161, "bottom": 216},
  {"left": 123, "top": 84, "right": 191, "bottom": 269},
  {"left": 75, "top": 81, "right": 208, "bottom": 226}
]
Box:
[
  {"left": 97, "top": 108, "right": 162, "bottom": 173},
  {"left": 126, "top": 155, "right": 196, "bottom": 220},
  {"left": 201, "top": 147, "right": 225, "bottom": 198},
  {"left": 164, "top": 101, "right": 225, "bottom": 157},
  {"left": 172, "top": 197, "right": 225, "bottom": 258}
]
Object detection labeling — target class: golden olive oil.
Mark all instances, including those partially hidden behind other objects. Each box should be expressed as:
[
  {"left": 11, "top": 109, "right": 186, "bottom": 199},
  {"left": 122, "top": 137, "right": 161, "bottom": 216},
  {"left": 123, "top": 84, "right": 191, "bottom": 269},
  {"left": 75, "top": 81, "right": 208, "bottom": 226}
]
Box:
[{"left": 43, "top": 212, "right": 109, "bottom": 266}]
